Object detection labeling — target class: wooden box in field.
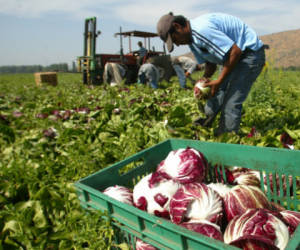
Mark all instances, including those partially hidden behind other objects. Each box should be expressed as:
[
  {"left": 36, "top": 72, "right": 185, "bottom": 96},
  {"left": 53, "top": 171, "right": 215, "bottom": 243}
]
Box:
[{"left": 34, "top": 72, "right": 58, "bottom": 86}]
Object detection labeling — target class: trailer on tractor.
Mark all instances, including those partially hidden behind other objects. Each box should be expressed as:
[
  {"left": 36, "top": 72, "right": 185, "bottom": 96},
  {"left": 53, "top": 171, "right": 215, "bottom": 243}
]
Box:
[{"left": 77, "top": 17, "right": 175, "bottom": 85}]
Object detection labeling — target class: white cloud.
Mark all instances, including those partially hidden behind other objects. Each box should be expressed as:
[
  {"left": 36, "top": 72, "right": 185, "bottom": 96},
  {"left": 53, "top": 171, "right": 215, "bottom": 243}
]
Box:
[
  {"left": 111, "top": 0, "right": 300, "bottom": 35},
  {"left": 1, "top": 0, "right": 300, "bottom": 66},
  {"left": 0, "top": 0, "right": 299, "bottom": 37},
  {"left": 0, "top": 0, "right": 218, "bottom": 23},
  {"left": 232, "top": 0, "right": 300, "bottom": 35},
  {"left": 114, "top": 0, "right": 206, "bottom": 26},
  {"left": 0, "top": 0, "right": 119, "bottom": 18},
  {"left": 112, "top": 0, "right": 235, "bottom": 27},
  {"left": 214, "top": 0, "right": 300, "bottom": 34}
]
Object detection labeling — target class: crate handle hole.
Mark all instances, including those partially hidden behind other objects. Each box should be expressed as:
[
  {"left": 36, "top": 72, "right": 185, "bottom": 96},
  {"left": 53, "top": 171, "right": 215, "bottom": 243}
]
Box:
[{"left": 118, "top": 157, "right": 145, "bottom": 176}]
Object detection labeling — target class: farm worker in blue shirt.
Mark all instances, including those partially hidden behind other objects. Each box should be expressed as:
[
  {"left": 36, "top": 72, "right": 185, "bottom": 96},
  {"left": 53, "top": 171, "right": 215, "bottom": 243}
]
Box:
[
  {"left": 157, "top": 12, "right": 266, "bottom": 135},
  {"left": 137, "top": 41, "right": 148, "bottom": 65},
  {"left": 171, "top": 56, "right": 203, "bottom": 88}
]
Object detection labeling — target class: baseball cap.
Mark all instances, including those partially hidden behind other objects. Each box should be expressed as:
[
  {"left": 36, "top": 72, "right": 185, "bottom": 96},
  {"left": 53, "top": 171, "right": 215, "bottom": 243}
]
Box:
[{"left": 157, "top": 12, "right": 175, "bottom": 52}]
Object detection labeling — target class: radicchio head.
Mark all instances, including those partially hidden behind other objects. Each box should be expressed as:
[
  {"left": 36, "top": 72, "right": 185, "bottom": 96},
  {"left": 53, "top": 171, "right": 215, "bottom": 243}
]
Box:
[
  {"left": 149, "top": 147, "right": 207, "bottom": 187},
  {"left": 181, "top": 220, "right": 223, "bottom": 242},
  {"left": 169, "top": 182, "right": 223, "bottom": 225},
  {"left": 224, "top": 208, "right": 289, "bottom": 250},
  {"left": 133, "top": 173, "right": 181, "bottom": 219},
  {"left": 103, "top": 185, "right": 133, "bottom": 205},
  {"left": 224, "top": 185, "right": 272, "bottom": 222}
]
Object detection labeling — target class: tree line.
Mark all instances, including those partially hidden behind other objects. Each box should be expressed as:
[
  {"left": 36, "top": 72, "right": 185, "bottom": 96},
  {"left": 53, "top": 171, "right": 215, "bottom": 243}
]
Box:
[{"left": 0, "top": 63, "right": 77, "bottom": 74}]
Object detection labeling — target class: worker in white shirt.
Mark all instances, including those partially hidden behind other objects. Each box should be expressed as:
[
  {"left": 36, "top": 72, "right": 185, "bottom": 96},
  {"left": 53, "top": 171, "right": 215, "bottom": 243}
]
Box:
[
  {"left": 138, "top": 63, "right": 160, "bottom": 89},
  {"left": 103, "top": 62, "right": 127, "bottom": 86},
  {"left": 171, "top": 56, "right": 203, "bottom": 88}
]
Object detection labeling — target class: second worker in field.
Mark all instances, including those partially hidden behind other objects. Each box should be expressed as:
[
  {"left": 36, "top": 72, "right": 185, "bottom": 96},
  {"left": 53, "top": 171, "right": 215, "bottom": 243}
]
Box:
[{"left": 171, "top": 56, "right": 203, "bottom": 88}]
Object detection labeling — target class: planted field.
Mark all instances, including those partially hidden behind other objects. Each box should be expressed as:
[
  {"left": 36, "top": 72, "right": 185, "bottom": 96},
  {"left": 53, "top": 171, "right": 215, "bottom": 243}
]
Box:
[{"left": 0, "top": 70, "right": 300, "bottom": 249}]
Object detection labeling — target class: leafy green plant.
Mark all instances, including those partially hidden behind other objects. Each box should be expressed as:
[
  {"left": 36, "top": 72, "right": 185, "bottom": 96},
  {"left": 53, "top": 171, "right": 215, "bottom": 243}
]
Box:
[{"left": 0, "top": 69, "right": 299, "bottom": 248}]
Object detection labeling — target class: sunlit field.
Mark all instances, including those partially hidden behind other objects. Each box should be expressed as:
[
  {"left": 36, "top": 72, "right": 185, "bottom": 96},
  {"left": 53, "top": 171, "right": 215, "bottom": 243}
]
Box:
[{"left": 0, "top": 69, "right": 300, "bottom": 248}]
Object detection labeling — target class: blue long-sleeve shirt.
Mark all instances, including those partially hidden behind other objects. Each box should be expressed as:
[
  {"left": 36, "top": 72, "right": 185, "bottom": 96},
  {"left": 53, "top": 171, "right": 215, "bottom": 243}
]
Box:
[{"left": 189, "top": 13, "right": 263, "bottom": 65}]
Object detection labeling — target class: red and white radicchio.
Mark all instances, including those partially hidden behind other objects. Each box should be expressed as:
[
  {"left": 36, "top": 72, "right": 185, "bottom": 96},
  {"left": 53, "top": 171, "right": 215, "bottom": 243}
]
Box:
[
  {"left": 263, "top": 173, "right": 300, "bottom": 196},
  {"left": 149, "top": 147, "right": 207, "bottom": 187},
  {"left": 102, "top": 185, "right": 133, "bottom": 205},
  {"left": 280, "top": 210, "right": 300, "bottom": 235},
  {"left": 214, "top": 166, "right": 261, "bottom": 187},
  {"left": 207, "top": 183, "right": 232, "bottom": 198},
  {"left": 224, "top": 185, "right": 271, "bottom": 222},
  {"left": 231, "top": 168, "right": 300, "bottom": 196},
  {"left": 169, "top": 182, "right": 223, "bottom": 225},
  {"left": 224, "top": 208, "right": 289, "bottom": 250},
  {"left": 133, "top": 173, "right": 181, "bottom": 219},
  {"left": 181, "top": 220, "right": 223, "bottom": 242},
  {"left": 135, "top": 238, "right": 157, "bottom": 250},
  {"left": 231, "top": 168, "right": 261, "bottom": 187}
]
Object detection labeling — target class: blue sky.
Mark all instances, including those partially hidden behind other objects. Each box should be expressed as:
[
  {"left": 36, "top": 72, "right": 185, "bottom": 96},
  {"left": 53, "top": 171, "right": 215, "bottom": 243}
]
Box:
[{"left": 0, "top": 0, "right": 299, "bottom": 67}]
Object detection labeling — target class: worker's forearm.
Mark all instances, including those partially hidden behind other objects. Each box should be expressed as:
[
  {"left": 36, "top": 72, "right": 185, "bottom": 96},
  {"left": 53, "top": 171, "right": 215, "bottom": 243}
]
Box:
[
  {"left": 217, "top": 44, "right": 242, "bottom": 83},
  {"left": 203, "top": 62, "right": 217, "bottom": 78}
]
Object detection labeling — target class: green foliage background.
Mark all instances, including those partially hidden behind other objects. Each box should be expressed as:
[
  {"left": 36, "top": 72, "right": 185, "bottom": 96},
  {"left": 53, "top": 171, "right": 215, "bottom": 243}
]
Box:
[
  {"left": 0, "top": 64, "right": 70, "bottom": 74},
  {"left": 0, "top": 69, "right": 299, "bottom": 249}
]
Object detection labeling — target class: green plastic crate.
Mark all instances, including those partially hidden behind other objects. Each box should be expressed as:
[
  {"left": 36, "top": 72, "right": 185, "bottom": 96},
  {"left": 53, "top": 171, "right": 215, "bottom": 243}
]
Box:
[{"left": 75, "top": 139, "right": 300, "bottom": 250}]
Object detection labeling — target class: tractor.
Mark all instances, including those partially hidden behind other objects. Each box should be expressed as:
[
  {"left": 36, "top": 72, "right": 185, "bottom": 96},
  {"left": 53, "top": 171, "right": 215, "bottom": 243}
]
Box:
[{"left": 77, "top": 17, "right": 175, "bottom": 85}]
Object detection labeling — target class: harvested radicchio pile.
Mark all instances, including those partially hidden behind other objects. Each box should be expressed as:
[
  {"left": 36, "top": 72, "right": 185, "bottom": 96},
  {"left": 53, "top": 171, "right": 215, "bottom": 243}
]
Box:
[{"left": 105, "top": 146, "right": 299, "bottom": 249}]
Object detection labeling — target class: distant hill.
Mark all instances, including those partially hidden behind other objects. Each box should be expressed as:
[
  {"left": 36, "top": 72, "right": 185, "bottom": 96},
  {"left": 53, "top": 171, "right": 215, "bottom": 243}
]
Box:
[
  {"left": 184, "top": 29, "right": 300, "bottom": 69},
  {"left": 260, "top": 29, "right": 300, "bottom": 68}
]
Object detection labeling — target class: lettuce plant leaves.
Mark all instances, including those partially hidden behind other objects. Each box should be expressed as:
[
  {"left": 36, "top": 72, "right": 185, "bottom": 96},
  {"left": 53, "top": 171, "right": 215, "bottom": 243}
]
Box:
[{"left": 0, "top": 70, "right": 299, "bottom": 248}]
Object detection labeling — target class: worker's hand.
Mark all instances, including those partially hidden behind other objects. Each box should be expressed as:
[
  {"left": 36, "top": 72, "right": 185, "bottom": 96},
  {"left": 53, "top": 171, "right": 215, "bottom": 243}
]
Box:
[
  {"left": 198, "top": 77, "right": 210, "bottom": 83},
  {"left": 185, "top": 72, "right": 190, "bottom": 78},
  {"left": 203, "top": 79, "right": 222, "bottom": 96}
]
